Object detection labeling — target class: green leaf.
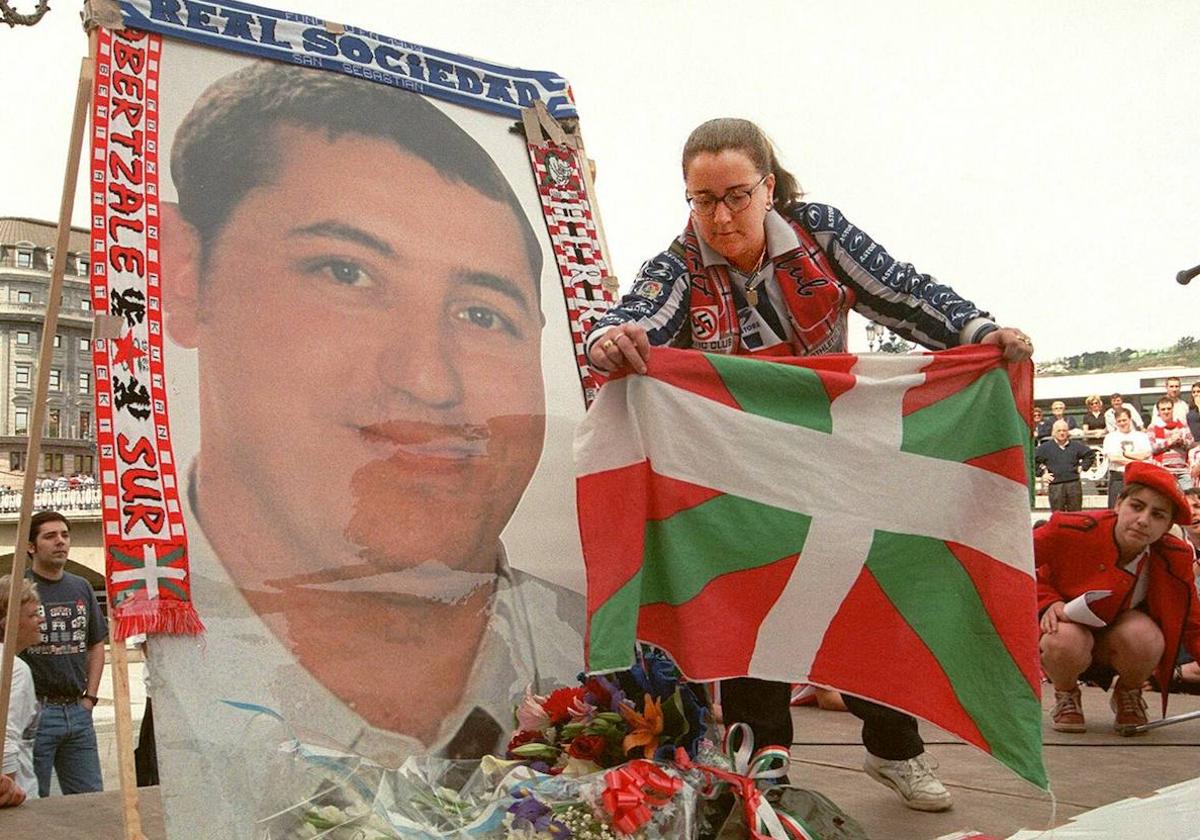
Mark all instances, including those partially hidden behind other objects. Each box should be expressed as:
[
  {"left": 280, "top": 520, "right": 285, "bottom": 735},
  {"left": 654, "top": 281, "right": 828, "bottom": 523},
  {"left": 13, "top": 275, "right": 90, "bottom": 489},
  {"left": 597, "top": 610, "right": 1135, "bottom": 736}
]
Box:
[
  {"left": 304, "top": 812, "right": 338, "bottom": 830},
  {"left": 659, "top": 689, "right": 689, "bottom": 739}
]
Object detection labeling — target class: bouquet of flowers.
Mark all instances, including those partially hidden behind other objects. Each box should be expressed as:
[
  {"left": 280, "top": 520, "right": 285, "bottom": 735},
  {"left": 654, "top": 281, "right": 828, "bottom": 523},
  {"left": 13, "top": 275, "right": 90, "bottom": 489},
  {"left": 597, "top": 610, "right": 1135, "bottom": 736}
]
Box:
[
  {"left": 505, "top": 647, "right": 709, "bottom": 776},
  {"left": 251, "top": 648, "right": 868, "bottom": 838},
  {"left": 259, "top": 750, "right": 700, "bottom": 839}
]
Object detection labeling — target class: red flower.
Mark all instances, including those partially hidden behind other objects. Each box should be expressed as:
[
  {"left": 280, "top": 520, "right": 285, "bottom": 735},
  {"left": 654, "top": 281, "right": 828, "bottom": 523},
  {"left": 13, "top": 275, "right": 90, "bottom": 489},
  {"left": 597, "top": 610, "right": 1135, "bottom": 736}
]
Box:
[
  {"left": 506, "top": 730, "right": 546, "bottom": 758},
  {"left": 542, "top": 687, "right": 584, "bottom": 725},
  {"left": 583, "top": 677, "right": 614, "bottom": 708},
  {"left": 566, "top": 734, "right": 607, "bottom": 763}
]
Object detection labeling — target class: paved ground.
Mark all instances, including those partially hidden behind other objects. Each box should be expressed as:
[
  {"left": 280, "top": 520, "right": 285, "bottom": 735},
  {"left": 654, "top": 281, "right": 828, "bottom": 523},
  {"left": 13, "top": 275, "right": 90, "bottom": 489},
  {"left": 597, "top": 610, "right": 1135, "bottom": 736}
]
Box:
[
  {"left": 8, "top": 684, "right": 1198, "bottom": 839},
  {"left": 789, "top": 687, "right": 1200, "bottom": 839}
]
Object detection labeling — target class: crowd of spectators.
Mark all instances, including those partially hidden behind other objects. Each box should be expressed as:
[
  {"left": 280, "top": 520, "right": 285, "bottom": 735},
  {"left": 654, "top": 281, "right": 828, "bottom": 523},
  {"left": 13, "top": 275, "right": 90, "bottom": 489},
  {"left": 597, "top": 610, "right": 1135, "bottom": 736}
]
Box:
[
  {"left": 1034, "top": 377, "right": 1200, "bottom": 511},
  {"left": 0, "top": 476, "right": 100, "bottom": 515}
]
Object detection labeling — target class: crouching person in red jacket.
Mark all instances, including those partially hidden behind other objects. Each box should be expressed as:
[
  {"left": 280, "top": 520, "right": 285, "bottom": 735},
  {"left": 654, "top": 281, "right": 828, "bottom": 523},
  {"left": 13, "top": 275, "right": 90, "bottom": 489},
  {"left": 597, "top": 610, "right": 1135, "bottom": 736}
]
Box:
[{"left": 1035, "top": 461, "right": 1200, "bottom": 735}]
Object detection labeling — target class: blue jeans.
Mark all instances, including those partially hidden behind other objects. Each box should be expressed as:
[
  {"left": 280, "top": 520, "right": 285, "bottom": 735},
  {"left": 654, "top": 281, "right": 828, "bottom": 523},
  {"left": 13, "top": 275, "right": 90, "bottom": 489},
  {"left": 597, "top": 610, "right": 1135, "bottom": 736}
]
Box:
[{"left": 33, "top": 702, "right": 103, "bottom": 796}]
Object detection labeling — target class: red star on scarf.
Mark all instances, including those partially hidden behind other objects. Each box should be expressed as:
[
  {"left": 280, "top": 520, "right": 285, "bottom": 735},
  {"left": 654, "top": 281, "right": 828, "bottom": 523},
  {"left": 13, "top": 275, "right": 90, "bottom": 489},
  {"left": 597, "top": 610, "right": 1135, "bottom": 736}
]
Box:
[{"left": 111, "top": 330, "right": 146, "bottom": 375}]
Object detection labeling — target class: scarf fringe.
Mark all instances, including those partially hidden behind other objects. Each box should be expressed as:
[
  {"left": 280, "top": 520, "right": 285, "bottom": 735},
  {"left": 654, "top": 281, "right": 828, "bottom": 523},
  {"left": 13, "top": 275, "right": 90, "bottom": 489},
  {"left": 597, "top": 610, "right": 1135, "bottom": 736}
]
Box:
[{"left": 112, "top": 599, "right": 205, "bottom": 641}]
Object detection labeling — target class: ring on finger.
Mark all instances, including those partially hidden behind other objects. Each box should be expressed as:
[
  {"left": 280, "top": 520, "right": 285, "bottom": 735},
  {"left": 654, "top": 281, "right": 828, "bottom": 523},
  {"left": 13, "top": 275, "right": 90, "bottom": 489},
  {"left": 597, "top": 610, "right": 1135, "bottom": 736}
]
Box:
[{"left": 601, "top": 339, "right": 615, "bottom": 350}]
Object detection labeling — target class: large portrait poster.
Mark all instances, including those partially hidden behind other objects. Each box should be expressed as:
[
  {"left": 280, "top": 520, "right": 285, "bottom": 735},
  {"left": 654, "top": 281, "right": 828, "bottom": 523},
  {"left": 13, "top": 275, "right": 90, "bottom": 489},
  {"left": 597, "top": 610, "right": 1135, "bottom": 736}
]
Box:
[{"left": 89, "top": 2, "right": 613, "bottom": 835}]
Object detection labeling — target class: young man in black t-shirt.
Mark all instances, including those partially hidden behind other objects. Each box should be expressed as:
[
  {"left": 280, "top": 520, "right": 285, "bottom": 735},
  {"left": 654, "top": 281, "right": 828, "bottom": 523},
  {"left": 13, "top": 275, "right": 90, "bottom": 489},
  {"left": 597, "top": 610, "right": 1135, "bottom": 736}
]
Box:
[{"left": 18, "top": 511, "right": 107, "bottom": 796}]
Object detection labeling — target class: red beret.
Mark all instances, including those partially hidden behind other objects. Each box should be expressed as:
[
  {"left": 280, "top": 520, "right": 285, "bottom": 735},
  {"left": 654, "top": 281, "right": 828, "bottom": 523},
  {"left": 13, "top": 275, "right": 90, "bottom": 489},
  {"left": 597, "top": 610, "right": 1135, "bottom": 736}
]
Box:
[{"left": 1123, "top": 461, "right": 1191, "bottom": 526}]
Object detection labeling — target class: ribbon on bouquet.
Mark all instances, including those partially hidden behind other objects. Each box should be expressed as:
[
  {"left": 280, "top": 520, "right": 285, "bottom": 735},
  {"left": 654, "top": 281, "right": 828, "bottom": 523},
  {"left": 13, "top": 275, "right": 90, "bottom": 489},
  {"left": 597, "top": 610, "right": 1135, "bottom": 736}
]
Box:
[
  {"left": 601, "top": 759, "right": 684, "bottom": 834},
  {"left": 675, "top": 723, "right": 817, "bottom": 840},
  {"left": 724, "top": 722, "right": 792, "bottom": 784}
]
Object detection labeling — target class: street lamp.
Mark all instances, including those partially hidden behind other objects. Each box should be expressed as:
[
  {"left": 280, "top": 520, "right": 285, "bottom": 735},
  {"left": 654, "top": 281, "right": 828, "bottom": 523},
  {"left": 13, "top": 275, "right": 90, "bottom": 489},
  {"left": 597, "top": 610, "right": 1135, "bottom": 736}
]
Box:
[{"left": 865, "top": 321, "right": 882, "bottom": 352}]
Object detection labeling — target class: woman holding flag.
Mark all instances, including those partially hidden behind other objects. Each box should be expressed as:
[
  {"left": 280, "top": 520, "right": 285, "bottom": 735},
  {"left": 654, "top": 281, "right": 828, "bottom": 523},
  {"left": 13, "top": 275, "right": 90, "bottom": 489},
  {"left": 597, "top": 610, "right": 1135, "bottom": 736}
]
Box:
[{"left": 585, "top": 117, "right": 1033, "bottom": 812}]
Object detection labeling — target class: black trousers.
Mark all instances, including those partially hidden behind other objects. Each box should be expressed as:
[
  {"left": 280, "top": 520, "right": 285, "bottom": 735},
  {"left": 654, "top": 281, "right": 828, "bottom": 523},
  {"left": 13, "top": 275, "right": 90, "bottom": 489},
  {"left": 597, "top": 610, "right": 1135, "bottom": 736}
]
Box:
[
  {"left": 719, "top": 677, "right": 794, "bottom": 749},
  {"left": 841, "top": 693, "right": 924, "bottom": 761},
  {"left": 1048, "top": 479, "right": 1083, "bottom": 511},
  {"left": 1107, "top": 471, "right": 1124, "bottom": 508},
  {"left": 719, "top": 678, "right": 924, "bottom": 761},
  {"left": 134, "top": 697, "right": 159, "bottom": 787}
]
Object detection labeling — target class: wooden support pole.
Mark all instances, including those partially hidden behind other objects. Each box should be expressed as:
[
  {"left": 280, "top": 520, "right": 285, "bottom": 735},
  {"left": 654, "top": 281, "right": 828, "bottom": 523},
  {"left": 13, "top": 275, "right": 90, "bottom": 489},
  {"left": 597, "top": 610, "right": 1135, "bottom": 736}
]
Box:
[
  {"left": 0, "top": 18, "right": 145, "bottom": 834},
  {"left": 111, "top": 639, "right": 146, "bottom": 839},
  {"left": 0, "top": 39, "right": 96, "bottom": 769}
]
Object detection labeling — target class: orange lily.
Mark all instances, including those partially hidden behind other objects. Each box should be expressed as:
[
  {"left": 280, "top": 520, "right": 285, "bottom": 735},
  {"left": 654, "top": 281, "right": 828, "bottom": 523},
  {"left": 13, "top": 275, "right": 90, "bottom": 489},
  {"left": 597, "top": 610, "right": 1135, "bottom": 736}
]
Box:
[{"left": 620, "top": 694, "right": 664, "bottom": 759}]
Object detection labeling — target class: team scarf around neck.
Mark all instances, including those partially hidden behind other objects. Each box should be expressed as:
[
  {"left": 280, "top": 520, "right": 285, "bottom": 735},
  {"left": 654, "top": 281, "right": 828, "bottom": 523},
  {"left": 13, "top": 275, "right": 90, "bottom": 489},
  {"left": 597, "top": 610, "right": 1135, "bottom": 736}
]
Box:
[{"left": 677, "top": 212, "right": 856, "bottom": 357}]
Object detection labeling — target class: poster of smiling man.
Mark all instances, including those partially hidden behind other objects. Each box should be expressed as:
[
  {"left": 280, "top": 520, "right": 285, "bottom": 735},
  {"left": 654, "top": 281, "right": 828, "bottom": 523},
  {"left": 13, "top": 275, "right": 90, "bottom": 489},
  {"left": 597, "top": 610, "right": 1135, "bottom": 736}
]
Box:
[{"left": 88, "top": 1, "right": 614, "bottom": 834}]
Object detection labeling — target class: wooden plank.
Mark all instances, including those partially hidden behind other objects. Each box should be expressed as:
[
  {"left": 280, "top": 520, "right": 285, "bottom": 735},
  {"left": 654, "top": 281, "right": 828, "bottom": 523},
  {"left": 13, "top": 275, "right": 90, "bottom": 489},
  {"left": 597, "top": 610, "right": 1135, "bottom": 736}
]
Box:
[{"left": 110, "top": 640, "right": 146, "bottom": 839}]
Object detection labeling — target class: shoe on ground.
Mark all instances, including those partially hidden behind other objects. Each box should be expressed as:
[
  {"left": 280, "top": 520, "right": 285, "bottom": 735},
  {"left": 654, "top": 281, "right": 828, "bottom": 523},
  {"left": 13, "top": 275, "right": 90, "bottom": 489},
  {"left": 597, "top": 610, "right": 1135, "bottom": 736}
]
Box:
[
  {"left": 863, "top": 752, "right": 952, "bottom": 812},
  {"left": 1110, "top": 686, "right": 1148, "bottom": 736},
  {"left": 1050, "top": 687, "right": 1086, "bottom": 732}
]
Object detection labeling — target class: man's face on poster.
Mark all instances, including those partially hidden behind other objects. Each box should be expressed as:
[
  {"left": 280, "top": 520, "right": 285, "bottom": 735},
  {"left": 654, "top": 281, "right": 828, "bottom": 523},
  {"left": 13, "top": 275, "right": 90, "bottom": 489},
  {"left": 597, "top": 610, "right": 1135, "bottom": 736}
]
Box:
[{"left": 165, "top": 125, "right": 546, "bottom": 585}]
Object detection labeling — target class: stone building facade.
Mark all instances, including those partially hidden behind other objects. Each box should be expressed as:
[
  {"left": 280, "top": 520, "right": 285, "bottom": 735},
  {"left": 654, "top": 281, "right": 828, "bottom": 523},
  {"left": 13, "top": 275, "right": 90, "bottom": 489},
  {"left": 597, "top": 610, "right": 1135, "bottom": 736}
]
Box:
[{"left": 0, "top": 217, "right": 96, "bottom": 487}]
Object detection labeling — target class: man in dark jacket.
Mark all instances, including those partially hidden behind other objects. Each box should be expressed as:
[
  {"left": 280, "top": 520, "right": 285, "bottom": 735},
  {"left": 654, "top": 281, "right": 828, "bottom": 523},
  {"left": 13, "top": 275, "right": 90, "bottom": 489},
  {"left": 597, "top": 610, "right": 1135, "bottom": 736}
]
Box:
[{"left": 1035, "top": 420, "right": 1096, "bottom": 511}]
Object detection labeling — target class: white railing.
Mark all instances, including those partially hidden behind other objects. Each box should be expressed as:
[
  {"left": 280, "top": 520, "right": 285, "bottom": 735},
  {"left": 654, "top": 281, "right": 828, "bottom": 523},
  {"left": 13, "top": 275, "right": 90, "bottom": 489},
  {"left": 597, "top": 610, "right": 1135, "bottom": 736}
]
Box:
[{"left": 0, "top": 485, "right": 102, "bottom": 514}]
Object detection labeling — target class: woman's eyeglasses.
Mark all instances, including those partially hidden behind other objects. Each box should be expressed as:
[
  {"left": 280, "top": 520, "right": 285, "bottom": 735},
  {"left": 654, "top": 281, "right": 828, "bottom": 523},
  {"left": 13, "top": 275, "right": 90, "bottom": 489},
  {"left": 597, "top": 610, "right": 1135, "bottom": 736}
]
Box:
[{"left": 686, "top": 174, "right": 768, "bottom": 217}]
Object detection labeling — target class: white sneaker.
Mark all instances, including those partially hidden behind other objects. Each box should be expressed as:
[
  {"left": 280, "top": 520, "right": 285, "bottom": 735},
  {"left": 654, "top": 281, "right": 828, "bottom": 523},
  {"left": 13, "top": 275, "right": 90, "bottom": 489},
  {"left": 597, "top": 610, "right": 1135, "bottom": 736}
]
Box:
[{"left": 863, "top": 752, "right": 953, "bottom": 812}]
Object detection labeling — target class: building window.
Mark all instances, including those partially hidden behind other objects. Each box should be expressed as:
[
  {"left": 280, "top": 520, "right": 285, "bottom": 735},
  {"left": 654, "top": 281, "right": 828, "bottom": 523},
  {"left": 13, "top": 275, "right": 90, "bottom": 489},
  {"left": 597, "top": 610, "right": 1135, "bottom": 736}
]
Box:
[
  {"left": 16, "top": 291, "right": 31, "bottom": 303},
  {"left": 15, "top": 331, "right": 30, "bottom": 345},
  {"left": 78, "top": 371, "right": 91, "bottom": 393},
  {"left": 80, "top": 299, "right": 90, "bottom": 312},
  {"left": 80, "top": 337, "right": 91, "bottom": 352},
  {"left": 14, "top": 409, "right": 28, "bottom": 435},
  {"left": 49, "top": 369, "right": 60, "bottom": 389},
  {"left": 10, "top": 452, "right": 24, "bottom": 472},
  {"left": 15, "top": 364, "right": 30, "bottom": 386},
  {"left": 79, "top": 410, "right": 91, "bottom": 439},
  {"left": 53, "top": 334, "right": 62, "bottom": 348},
  {"left": 47, "top": 252, "right": 54, "bottom": 271},
  {"left": 76, "top": 256, "right": 89, "bottom": 277},
  {"left": 77, "top": 454, "right": 94, "bottom": 474},
  {"left": 47, "top": 409, "right": 61, "bottom": 438},
  {"left": 43, "top": 452, "right": 63, "bottom": 474},
  {"left": 15, "top": 248, "right": 32, "bottom": 269}
]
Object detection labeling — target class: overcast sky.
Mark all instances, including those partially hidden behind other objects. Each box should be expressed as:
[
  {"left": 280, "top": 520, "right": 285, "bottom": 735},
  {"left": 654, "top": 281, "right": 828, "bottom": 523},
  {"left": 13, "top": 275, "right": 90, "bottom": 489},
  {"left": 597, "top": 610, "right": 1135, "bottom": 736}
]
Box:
[{"left": 1, "top": 0, "right": 1197, "bottom": 360}]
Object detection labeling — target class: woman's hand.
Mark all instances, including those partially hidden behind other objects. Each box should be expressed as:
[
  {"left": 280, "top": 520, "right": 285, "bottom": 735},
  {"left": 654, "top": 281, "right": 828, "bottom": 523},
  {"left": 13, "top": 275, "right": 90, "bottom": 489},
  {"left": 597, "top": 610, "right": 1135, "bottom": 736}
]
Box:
[
  {"left": 588, "top": 324, "right": 651, "bottom": 375},
  {"left": 982, "top": 327, "right": 1034, "bottom": 362},
  {"left": 1040, "top": 600, "right": 1069, "bottom": 634}
]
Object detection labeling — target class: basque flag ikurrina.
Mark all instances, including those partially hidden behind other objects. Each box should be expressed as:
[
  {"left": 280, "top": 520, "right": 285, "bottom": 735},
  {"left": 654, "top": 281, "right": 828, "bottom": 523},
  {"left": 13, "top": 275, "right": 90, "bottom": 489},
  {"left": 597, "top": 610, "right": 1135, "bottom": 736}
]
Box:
[{"left": 575, "top": 345, "right": 1046, "bottom": 788}]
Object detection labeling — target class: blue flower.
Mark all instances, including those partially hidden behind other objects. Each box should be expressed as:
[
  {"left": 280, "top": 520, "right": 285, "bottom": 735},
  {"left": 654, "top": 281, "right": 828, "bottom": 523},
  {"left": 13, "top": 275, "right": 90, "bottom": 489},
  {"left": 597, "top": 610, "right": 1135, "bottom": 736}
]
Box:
[
  {"left": 507, "top": 792, "right": 572, "bottom": 837},
  {"left": 623, "top": 645, "right": 681, "bottom": 700},
  {"left": 508, "top": 792, "right": 552, "bottom": 829}
]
